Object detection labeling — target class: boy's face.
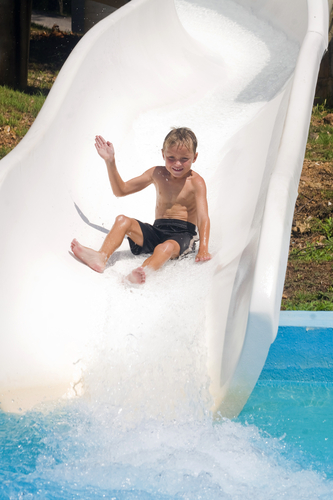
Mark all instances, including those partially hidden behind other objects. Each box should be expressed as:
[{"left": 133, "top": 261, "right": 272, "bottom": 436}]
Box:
[{"left": 162, "top": 143, "right": 198, "bottom": 179}]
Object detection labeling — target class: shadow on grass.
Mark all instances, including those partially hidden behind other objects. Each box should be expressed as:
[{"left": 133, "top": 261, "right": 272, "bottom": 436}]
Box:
[{"left": 29, "top": 30, "right": 83, "bottom": 72}]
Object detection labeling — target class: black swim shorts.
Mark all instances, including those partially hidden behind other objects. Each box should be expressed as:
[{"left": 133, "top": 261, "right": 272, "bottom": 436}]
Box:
[{"left": 128, "top": 219, "right": 198, "bottom": 257}]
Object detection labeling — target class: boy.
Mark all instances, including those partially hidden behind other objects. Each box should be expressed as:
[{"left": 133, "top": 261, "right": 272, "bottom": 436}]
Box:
[{"left": 71, "top": 128, "right": 211, "bottom": 284}]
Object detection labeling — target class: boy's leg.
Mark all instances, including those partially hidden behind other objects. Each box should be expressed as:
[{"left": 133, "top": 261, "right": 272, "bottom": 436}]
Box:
[
  {"left": 71, "top": 215, "right": 143, "bottom": 273},
  {"left": 142, "top": 239, "right": 180, "bottom": 270},
  {"left": 127, "top": 239, "right": 180, "bottom": 284},
  {"left": 100, "top": 215, "right": 143, "bottom": 255}
]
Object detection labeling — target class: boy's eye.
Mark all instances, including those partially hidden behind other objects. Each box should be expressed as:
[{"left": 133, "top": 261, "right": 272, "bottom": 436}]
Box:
[{"left": 167, "top": 157, "right": 189, "bottom": 162}]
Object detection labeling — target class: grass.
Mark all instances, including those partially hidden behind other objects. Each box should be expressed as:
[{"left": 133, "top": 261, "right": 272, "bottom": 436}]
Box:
[
  {"left": 28, "top": 66, "right": 58, "bottom": 94},
  {"left": 284, "top": 210, "right": 333, "bottom": 309},
  {"left": 288, "top": 217, "right": 333, "bottom": 262},
  {"left": 0, "top": 86, "right": 45, "bottom": 117},
  {"left": 0, "top": 145, "right": 12, "bottom": 159},
  {"left": 306, "top": 101, "right": 333, "bottom": 161},
  {"left": 0, "top": 87, "right": 46, "bottom": 160},
  {"left": 282, "top": 107, "right": 333, "bottom": 310},
  {"left": 289, "top": 241, "right": 333, "bottom": 262},
  {"left": 283, "top": 292, "right": 333, "bottom": 311},
  {"left": 31, "top": 22, "right": 51, "bottom": 33}
]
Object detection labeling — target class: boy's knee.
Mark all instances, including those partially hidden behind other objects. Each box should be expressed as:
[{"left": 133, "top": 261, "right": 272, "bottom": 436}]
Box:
[
  {"left": 158, "top": 240, "right": 180, "bottom": 258},
  {"left": 114, "top": 214, "right": 130, "bottom": 227}
]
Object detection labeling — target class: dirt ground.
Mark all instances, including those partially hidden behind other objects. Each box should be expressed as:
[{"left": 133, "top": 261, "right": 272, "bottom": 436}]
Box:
[{"left": 282, "top": 156, "right": 333, "bottom": 308}]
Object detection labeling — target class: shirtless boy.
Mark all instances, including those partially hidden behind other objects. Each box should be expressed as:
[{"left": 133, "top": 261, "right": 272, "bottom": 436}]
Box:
[{"left": 71, "top": 127, "right": 211, "bottom": 284}]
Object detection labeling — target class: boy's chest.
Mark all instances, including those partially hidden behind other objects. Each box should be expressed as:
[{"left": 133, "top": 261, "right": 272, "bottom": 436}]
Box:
[{"left": 156, "top": 177, "right": 194, "bottom": 206}]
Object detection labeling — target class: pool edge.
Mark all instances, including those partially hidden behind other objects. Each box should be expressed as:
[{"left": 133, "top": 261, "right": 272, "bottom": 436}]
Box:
[{"left": 279, "top": 310, "right": 333, "bottom": 328}]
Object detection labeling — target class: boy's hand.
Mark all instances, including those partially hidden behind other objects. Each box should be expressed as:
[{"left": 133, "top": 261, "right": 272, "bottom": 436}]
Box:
[
  {"left": 95, "top": 135, "right": 115, "bottom": 163},
  {"left": 195, "top": 249, "right": 212, "bottom": 262}
]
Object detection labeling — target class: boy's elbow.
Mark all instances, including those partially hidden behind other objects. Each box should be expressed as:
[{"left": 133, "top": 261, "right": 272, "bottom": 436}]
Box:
[{"left": 113, "top": 186, "right": 128, "bottom": 197}]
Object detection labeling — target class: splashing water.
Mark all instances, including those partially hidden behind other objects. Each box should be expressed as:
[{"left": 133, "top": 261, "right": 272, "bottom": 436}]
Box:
[{"left": 2, "top": 401, "right": 333, "bottom": 499}]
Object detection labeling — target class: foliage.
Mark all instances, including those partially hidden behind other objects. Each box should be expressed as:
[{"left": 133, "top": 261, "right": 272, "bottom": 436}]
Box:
[
  {"left": 0, "top": 86, "right": 45, "bottom": 117},
  {"left": 289, "top": 241, "right": 333, "bottom": 262},
  {"left": 311, "top": 217, "right": 333, "bottom": 239},
  {"left": 0, "top": 86, "right": 46, "bottom": 160},
  {"left": 283, "top": 291, "right": 333, "bottom": 311},
  {"left": 306, "top": 101, "right": 333, "bottom": 161}
]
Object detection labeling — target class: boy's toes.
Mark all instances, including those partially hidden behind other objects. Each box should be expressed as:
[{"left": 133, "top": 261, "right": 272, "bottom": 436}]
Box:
[{"left": 127, "top": 266, "right": 146, "bottom": 285}]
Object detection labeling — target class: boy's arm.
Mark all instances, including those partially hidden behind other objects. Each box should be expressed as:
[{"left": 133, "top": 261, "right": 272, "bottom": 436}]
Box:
[
  {"left": 95, "top": 135, "right": 154, "bottom": 197},
  {"left": 193, "top": 176, "right": 212, "bottom": 262}
]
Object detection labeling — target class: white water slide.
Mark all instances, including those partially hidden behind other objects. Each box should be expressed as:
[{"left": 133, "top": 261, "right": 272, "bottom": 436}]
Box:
[{"left": 0, "top": 0, "right": 330, "bottom": 416}]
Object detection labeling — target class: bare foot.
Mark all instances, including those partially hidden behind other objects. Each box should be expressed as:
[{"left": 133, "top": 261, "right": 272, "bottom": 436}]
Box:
[
  {"left": 126, "top": 266, "right": 146, "bottom": 285},
  {"left": 71, "top": 239, "right": 107, "bottom": 273}
]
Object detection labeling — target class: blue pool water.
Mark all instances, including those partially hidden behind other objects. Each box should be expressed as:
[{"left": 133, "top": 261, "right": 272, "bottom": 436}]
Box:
[
  {"left": 1, "top": 312, "right": 333, "bottom": 499},
  {"left": 238, "top": 380, "right": 333, "bottom": 478},
  {"left": 238, "top": 312, "right": 333, "bottom": 479}
]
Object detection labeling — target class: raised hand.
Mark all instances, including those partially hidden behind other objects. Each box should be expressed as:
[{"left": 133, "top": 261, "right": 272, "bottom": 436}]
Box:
[{"left": 95, "top": 135, "right": 115, "bottom": 162}]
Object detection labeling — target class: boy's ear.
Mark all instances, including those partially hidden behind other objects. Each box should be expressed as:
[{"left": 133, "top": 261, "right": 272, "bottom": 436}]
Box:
[
  {"left": 193, "top": 152, "right": 198, "bottom": 163},
  {"left": 161, "top": 148, "right": 165, "bottom": 160}
]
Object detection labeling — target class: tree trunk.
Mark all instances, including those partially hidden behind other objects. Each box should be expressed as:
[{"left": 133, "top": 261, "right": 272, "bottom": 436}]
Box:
[{"left": 0, "top": 0, "right": 32, "bottom": 89}]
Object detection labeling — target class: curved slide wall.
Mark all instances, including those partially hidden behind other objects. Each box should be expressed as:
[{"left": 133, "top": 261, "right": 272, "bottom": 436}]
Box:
[{"left": 0, "top": 0, "right": 330, "bottom": 415}]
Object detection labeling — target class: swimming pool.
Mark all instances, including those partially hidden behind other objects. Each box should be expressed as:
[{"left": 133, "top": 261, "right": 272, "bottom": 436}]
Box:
[{"left": 1, "top": 312, "right": 333, "bottom": 499}]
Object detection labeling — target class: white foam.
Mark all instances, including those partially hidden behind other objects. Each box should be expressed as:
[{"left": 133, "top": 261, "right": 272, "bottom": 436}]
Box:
[
  {"left": 81, "top": 1, "right": 300, "bottom": 417},
  {"left": 83, "top": 254, "right": 215, "bottom": 425},
  {"left": 33, "top": 406, "right": 333, "bottom": 498}
]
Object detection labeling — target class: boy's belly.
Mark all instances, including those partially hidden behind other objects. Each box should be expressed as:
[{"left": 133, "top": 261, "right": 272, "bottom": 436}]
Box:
[{"left": 154, "top": 204, "right": 197, "bottom": 225}]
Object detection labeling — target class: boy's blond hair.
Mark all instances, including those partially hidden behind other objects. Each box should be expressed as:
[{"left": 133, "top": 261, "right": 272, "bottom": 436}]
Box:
[{"left": 163, "top": 127, "right": 198, "bottom": 154}]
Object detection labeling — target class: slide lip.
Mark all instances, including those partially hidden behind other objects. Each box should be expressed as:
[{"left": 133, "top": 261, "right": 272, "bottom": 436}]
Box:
[
  {"left": 216, "top": 0, "right": 331, "bottom": 418},
  {"left": 248, "top": 0, "right": 330, "bottom": 339}
]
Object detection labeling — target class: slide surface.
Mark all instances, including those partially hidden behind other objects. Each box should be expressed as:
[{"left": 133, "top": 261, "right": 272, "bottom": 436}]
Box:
[{"left": 0, "top": 0, "right": 330, "bottom": 416}]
